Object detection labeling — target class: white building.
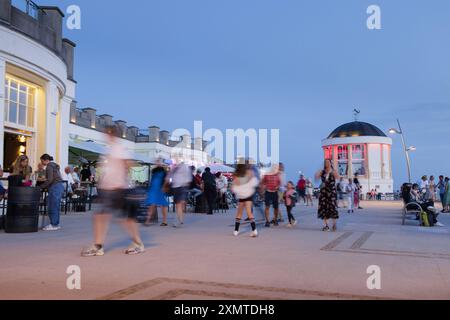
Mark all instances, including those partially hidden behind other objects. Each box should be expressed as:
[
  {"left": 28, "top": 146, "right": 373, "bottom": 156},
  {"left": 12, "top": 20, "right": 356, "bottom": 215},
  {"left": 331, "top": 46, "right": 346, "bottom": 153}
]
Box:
[
  {"left": 322, "top": 121, "right": 394, "bottom": 194},
  {"left": 0, "top": 0, "right": 218, "bottom": 180},
  {"left": 0, "top": 1, "right": 75, "bottom": 172}
]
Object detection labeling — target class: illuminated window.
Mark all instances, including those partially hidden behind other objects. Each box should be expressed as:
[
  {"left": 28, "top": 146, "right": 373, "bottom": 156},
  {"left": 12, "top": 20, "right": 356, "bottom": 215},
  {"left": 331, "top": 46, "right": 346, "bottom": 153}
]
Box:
[
  {"left": 4, "top": 77, "right": 36, "bottom": 129},
  {"left": 352, "top": 144, "right": 366, "bottom": 176},
  {"left": 337, "top": 145, "right": 348, "bottom": 176}
]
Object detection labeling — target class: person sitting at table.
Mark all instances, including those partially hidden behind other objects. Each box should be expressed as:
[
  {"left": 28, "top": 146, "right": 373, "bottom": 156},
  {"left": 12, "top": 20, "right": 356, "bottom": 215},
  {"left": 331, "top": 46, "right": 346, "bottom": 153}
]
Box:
[
  {"left": 8, "top": 155, "right": 32, "bottom": 187},
  {"left": 72, "top": 167, "right": 81, "bottom": 186}
]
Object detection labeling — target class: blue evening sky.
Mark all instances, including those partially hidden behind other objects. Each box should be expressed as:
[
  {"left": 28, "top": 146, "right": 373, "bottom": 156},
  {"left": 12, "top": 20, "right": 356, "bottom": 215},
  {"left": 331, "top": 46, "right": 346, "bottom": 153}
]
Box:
[{"left": 39, "top": 0, "right": 450, "bottom": 186}]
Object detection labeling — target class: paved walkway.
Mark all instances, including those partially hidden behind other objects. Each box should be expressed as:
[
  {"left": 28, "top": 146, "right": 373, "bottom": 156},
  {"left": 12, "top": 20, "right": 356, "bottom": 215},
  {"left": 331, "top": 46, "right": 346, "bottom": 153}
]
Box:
[{"left": 1, "top": 201, "right": 450, "bottom": 300}]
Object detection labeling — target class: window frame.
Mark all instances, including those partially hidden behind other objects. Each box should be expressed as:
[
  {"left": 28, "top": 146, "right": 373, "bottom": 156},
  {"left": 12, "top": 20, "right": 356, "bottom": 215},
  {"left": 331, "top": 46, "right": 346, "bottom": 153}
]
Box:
[{"left": 4, "top": 76, "right": 38, "bottom": 132}]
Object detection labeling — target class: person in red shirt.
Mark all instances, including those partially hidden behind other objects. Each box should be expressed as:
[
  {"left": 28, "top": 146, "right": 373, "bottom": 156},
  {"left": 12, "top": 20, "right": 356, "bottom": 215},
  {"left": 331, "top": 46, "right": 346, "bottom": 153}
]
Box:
[
  {"left": 296, "top": 175, "right": 306, "bottom": 204},
  {"left": 262, "top": 166, "right": 281, "bottom": 227}
]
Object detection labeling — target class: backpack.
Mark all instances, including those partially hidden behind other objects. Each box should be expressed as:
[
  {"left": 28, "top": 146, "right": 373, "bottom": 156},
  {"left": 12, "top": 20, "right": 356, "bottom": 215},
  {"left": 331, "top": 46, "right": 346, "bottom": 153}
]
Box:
[{"left": 421, "top": 211, "right": 430, "bottom": 227}]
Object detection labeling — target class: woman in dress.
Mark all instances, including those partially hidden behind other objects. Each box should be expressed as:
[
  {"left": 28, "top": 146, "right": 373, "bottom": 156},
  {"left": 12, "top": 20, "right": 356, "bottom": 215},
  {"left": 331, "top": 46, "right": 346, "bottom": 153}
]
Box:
[
  {"left": 145, "top": 163, "right": 169, "bottom": 227},
  {"left": 444, "top": 177, "right": 450, "bottom": 213},
  {"left": 429, "top": 176, "right": 436, "bottom": 202},
  {"left": 315, "top": 159, "right": 340, "bottom": 232}
]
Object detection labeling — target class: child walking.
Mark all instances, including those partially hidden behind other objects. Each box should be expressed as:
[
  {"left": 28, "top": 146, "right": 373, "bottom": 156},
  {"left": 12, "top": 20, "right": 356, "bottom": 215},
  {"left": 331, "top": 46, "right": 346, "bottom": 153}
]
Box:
[{"left": 284, "top": 181, "right": 298, "bottom": 227}]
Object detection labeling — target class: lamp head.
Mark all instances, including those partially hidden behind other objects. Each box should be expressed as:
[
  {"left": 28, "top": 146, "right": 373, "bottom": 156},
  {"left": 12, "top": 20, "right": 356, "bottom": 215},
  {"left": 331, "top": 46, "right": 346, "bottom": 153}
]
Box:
[{"left": 389, "top": 128, "right": 400, "bottom": 134}]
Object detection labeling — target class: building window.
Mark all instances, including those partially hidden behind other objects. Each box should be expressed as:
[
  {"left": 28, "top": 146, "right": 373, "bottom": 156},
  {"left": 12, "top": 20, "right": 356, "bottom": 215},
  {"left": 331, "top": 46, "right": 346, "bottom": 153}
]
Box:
[
  {"left": 337, "top": 145, "right": 348, "bottom": 176},
  {"left": 4, "top": 77, "right": 36, "bottom": 129},
  {"left": 352, "top": 144, "right": 366, "bottom": 176}
]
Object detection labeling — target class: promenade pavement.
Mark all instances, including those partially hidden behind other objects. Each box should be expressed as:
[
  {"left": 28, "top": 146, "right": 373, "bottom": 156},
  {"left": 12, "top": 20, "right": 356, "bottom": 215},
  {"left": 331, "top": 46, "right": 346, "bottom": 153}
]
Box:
[{"left": 0, "top": 201, "right": 449, "bottom": 300}]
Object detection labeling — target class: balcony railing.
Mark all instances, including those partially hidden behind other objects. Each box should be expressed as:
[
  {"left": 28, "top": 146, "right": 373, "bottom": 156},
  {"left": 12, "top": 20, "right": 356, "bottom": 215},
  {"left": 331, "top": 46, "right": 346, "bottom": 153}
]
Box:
[{"left": 12, "top": 0, "right": 42, "bottom": 19}]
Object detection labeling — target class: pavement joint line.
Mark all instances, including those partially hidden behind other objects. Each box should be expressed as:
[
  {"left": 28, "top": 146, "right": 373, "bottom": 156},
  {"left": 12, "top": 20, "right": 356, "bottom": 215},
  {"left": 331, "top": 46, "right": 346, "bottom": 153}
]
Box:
[
  {"left": 350, "top": 232, "right": 374, "bottom": 250},
  {"left": 98, "top": 277, "right": 393, "bottom": 300},
  {"left": 320, "top": 232, "right": 354, "bottom": 251},
  {"left": 150, "top": 289, "right": 279, "bottom": 300}
]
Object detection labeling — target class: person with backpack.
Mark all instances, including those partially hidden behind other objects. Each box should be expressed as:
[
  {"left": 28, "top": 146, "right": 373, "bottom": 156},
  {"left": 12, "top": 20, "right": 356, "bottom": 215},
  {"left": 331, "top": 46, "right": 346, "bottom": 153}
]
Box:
[
  {"left": 284, "top": 181, "right": 298, "bottom": 227},
  {"left": 201, "top": 167, "right": 217, "bottom": 215}
]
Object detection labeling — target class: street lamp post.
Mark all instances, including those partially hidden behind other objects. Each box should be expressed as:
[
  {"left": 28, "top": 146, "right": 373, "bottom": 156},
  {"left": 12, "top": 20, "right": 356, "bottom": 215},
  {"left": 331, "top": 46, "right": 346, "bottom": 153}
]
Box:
[{"left": 389, "top": 119, "right": 415, "bottom": 184}]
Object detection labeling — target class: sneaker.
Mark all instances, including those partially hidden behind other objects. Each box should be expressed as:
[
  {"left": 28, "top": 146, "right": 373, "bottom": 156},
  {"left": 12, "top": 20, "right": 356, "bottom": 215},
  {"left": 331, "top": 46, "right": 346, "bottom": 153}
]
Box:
[
  {"left": 332, "top": 224, "right": 337, "bottom": 232},
  {"left": 265, "top": 222, "right": 271, "bottom": 228},
  {"left": 273, "top": 221, "right": 279, "bottom": 226},
  {"left": 42, "top": 224, "right": 61, "bottom": 231},
  {"left": 125, "top": 242, "right": 145, "bottom": 255},
  {"left": 81, "top": 245, "right": 105, "bottom": 257},
  {"left": 348, "top": 210, "right": 351, "bottom": 214},
  {"left": 250, "top": 230, "right": 258, "bottom": 238},
  {"left": 160, "top": 223, "right": 168, "bottom": 227},
  {"left": 287, "top": 223, "right": 293, "bottom": 228},
  {"left": 233, "top": 231, "right": 239, "bottom": 237},
  {"left": 292, "top": 220, "right": 298, "bottom": 226},
  {"left": 322, "top": 226, "right": 330, "bottom": 232},
  {"left": 435, "top": 222, "right": 445, "bottom": 227}
]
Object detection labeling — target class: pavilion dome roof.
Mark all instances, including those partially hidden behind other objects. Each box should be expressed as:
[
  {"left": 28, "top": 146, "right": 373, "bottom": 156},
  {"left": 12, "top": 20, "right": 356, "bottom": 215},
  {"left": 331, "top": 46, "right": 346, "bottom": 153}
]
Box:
[{"left": 327, "top": 121, "right": 387, "bottom": 139}]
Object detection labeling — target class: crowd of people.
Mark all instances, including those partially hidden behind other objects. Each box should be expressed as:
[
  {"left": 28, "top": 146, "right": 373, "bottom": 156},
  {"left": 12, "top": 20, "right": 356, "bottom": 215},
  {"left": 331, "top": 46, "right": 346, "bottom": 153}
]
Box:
[{"left": 1, "top": 128, "right": 449, "bottom": 256}]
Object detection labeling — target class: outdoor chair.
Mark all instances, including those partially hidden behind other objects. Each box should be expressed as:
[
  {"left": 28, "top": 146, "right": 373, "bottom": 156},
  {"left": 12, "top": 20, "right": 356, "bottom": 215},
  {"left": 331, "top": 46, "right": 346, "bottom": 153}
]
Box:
[{"left": 401, "top": 183, "right": 423, "bottom": 226}]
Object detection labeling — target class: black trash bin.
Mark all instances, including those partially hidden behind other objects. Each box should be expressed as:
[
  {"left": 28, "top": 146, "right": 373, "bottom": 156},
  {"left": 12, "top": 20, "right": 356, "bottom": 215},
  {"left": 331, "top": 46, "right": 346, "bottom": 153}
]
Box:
[{"left": 5, "top": 187, "right": 41, "bottom": 233}]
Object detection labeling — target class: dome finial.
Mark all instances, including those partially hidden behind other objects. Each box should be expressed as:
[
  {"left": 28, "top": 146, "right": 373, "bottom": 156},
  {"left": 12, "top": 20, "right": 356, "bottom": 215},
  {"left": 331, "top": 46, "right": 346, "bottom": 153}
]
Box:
[{"left": 353, "top": 108, "right": 361, "bottom": 121}]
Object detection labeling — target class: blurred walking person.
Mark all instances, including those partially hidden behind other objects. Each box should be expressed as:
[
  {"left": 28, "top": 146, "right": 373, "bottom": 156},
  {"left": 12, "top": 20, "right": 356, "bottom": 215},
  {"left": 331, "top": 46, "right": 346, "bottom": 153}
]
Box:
[
  {"left": 202, "top": 167, "right": 217, "bottom": 215},
  {"left": 262, "top": 165, "right": 281, "bottom": 227},
  {"left": 145, "top": 161, "right": 169, "bottom": 227},
  {"left": 346, "top": 178, "right": 355, "bottom": 213},
  {"left": 444, "top": 177, "right": 450, "bottom": 213},
  {"left": 353, "top": 174, "right": 363, "bottom": 209},
  {"left": 277, "top": 163, "right": 286, "bottom": 222},
  {"left": 296, "top": 175, "right": 306, "bottom": 204},
  {"left": 82, "top": 127, "right": 144, "bottom": 257},
  {"left": 305, "top": 178, "right": 314, "bottom": 206},
  {"left": 437, "top": 176, "right": 446, "bottom": 212},
  {"left": 39, "top": 154, "right": 64, "bottom": 231},
  {"left": 168, "top": 160, "right": 192, "bottom": 227},
  {"left": 429, "top": 176, "right": 436, "bottom": 201},
  {"left": 231, "top": 163, "right": 259, "bottom": 237},
  {"left": 316, "top": 159, "right": 340, "bottom": 232},
  {"left": 284, "top": 181, "right": 297, "bottom": 227}
]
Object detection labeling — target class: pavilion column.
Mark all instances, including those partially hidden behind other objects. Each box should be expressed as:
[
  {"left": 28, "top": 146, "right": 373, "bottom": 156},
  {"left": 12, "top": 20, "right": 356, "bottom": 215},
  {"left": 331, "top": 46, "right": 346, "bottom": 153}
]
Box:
[
  {"left": 58, "top": 96, "right": 72, "bottom": 169},
  {"left": 45, "top": 81, "right": 59, "bottom": 160},
  {"left": 0, "top": 58, "right": 6, "bottom": 168},
  {"left": 347, "top": 145, "right": 352, "bottom": 178}
]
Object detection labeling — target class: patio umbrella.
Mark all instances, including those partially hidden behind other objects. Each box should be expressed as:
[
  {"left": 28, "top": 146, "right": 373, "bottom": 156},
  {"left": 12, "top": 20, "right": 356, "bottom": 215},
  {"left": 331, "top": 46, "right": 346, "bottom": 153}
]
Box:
[{"left": 199, "top": 164, "right": 235, "bottom": 174}]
